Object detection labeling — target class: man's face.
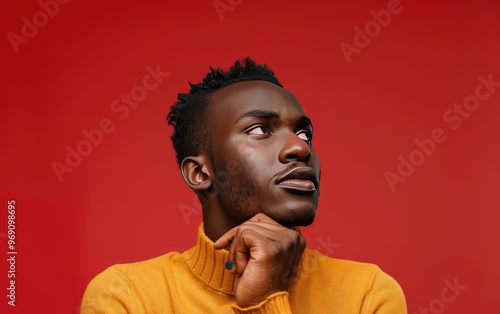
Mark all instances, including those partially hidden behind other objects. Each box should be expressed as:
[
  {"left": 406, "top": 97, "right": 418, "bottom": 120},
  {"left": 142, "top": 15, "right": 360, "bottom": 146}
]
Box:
[{"left": 207, "top": 80, "right": 320, "bottom": 227}]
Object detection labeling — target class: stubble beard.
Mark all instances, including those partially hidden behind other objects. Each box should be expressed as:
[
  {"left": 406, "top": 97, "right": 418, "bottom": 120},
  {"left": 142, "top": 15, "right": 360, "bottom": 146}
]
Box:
[{"left": 219, "top": 171, "right": 318, "bottom": 228}]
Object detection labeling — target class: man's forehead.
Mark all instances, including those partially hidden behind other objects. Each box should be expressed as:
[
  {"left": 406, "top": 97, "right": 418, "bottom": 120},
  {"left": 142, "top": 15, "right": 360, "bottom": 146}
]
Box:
[{"left": 211, "top": 80, "right": 305, "bottom": 118}]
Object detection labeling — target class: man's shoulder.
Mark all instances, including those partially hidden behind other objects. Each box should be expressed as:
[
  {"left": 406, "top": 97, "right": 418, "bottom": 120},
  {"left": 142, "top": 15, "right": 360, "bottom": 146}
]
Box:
[
  {"left": 96, "top": 250, "right": 184, "bottom": 281},
  {"left": 301, "top": 249, "right": 403, "bottom": 292},
  {"left": 85, "top": 250, "right": 187, "bottom": 295},
  {"left": 297, "top": 249, "right": 406, "bottom": 311},
  {"left": 81, "top": 251, "right": 187, "bottom": 313},
  {"left": 303, "top": 248, "right": 382, "bottom": 272}
]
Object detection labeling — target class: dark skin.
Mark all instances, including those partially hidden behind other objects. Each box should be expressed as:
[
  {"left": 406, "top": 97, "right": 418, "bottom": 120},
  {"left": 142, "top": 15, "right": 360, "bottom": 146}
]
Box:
[{"left": 181, "top": 80, "right": 320, "bottom": 308}]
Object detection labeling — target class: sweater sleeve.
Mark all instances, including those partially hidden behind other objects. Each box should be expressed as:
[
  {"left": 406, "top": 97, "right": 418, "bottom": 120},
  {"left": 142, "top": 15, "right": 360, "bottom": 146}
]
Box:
[
  {"left": 363, "top": 266, "right": 407, "bottom": 314},
  {"left": 81, "top": 266, "right": 138, "bottom": 314},
  {"left": 231, "top": 291, "right": 292, "bottom": 314}
]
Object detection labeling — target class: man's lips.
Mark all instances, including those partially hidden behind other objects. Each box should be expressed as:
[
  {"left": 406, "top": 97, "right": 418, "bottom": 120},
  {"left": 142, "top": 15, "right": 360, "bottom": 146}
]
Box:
[{"left": 275, "top": 167, "right": 318, "bottom": 192}]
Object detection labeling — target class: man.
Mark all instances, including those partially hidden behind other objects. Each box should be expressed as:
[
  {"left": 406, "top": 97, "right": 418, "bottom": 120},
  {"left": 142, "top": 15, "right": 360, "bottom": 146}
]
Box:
[{"left": 82, "top": 58, "right": 407, "bottom": 313}]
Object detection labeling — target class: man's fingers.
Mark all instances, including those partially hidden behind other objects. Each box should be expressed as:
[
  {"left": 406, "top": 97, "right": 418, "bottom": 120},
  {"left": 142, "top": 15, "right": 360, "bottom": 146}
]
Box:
[
  {"left": 230, "top": 228, "right": 257, "bottom": 274},
  {"left": 213, "top": 216, "right": 284, "bottom": 249},
  {"left": 213, "top": 214, "right": 301, "bottom": 277},
  {"left": 227, "top": 225, "right": 273, "bottom": 273}
]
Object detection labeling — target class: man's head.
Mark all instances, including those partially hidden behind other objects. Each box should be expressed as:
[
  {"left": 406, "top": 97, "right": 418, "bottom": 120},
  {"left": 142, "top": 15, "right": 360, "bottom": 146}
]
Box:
[
  {"left": 167, "top": 57, "right": 282, "bottom": 166},
  {"left": 167, "top": 58, "right": 320, "bottom": 237}
]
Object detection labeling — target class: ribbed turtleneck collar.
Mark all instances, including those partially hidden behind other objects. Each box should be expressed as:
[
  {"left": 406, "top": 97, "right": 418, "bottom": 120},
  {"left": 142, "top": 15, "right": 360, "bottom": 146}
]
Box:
[{"left": 183, "top": 224, "right": 236, "bottom": 295}]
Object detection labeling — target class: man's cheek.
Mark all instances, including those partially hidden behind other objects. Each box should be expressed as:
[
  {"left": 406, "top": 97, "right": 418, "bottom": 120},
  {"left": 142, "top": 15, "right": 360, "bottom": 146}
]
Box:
[{"left": 226, "top": 160, "right": 242, "bottom": 176}]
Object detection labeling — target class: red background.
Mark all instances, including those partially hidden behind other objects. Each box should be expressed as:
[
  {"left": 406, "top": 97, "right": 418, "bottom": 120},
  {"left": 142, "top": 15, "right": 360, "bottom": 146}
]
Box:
[{"left": 1, "top": 0, "right": 499, "bottom": 313}]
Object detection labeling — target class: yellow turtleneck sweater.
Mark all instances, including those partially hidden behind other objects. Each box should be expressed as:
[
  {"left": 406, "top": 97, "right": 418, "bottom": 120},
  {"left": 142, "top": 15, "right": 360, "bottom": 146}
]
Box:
[{"left": 81, "top": 225, "right": 407, "bottom": 313}]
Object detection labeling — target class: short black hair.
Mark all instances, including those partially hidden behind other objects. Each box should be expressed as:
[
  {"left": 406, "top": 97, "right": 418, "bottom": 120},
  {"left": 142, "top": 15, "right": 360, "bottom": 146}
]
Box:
[{"left": 167, "top": 57, "right": 283, "bottom": 167}]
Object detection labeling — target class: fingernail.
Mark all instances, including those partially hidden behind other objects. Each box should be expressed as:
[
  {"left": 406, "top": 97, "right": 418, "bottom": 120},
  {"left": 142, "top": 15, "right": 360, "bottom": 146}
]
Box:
[{"left": 225, "top": 261, "right": 233, "bottom": 270}]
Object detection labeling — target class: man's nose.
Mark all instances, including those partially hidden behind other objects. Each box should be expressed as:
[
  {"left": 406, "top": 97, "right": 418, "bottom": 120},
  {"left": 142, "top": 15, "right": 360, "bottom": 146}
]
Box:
[{"left": 278, "top": 131, "right": 311, "bottom": 163}]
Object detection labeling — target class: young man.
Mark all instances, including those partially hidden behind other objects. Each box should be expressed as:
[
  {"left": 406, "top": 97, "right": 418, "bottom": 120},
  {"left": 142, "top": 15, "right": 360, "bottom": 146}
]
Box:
[{"left": 82, "top": 58, "right": 407, "bottom": 313}]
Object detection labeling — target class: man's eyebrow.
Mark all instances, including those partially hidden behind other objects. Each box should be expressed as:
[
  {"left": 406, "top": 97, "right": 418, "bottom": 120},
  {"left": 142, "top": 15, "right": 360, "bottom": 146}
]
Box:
[
  {"left": 234, "top": 110, "right": 280, "bottom": 124},
  {"left": 235, "top": 110, "right": 314, "bottom": 130}
]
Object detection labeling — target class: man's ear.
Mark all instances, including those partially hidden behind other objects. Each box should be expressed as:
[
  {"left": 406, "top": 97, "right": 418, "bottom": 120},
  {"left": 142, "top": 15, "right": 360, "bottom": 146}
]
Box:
[{"left": 180, "top": 156, "right": 212, "bottom": 191}]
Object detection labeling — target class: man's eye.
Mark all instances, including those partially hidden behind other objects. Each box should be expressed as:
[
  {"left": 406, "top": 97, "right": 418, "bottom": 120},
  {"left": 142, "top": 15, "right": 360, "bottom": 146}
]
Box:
[
  {"left": 248, "top": 126, "right": 271, "bottom": 135},
  {"left": 297, "top": 131, "right": 312, "bottom": 143}
]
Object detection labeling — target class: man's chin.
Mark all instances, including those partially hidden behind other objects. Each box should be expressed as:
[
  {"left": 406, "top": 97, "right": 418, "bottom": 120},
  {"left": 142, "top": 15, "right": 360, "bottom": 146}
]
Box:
[{"left": 274, "top": 211, "right": 316, "bottom": 228}]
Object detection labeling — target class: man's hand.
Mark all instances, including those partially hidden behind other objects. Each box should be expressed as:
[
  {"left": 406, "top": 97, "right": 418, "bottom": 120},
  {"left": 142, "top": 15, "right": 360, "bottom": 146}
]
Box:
[{"left": 213, "top": 213, "right": 305, "bottom": 308}]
